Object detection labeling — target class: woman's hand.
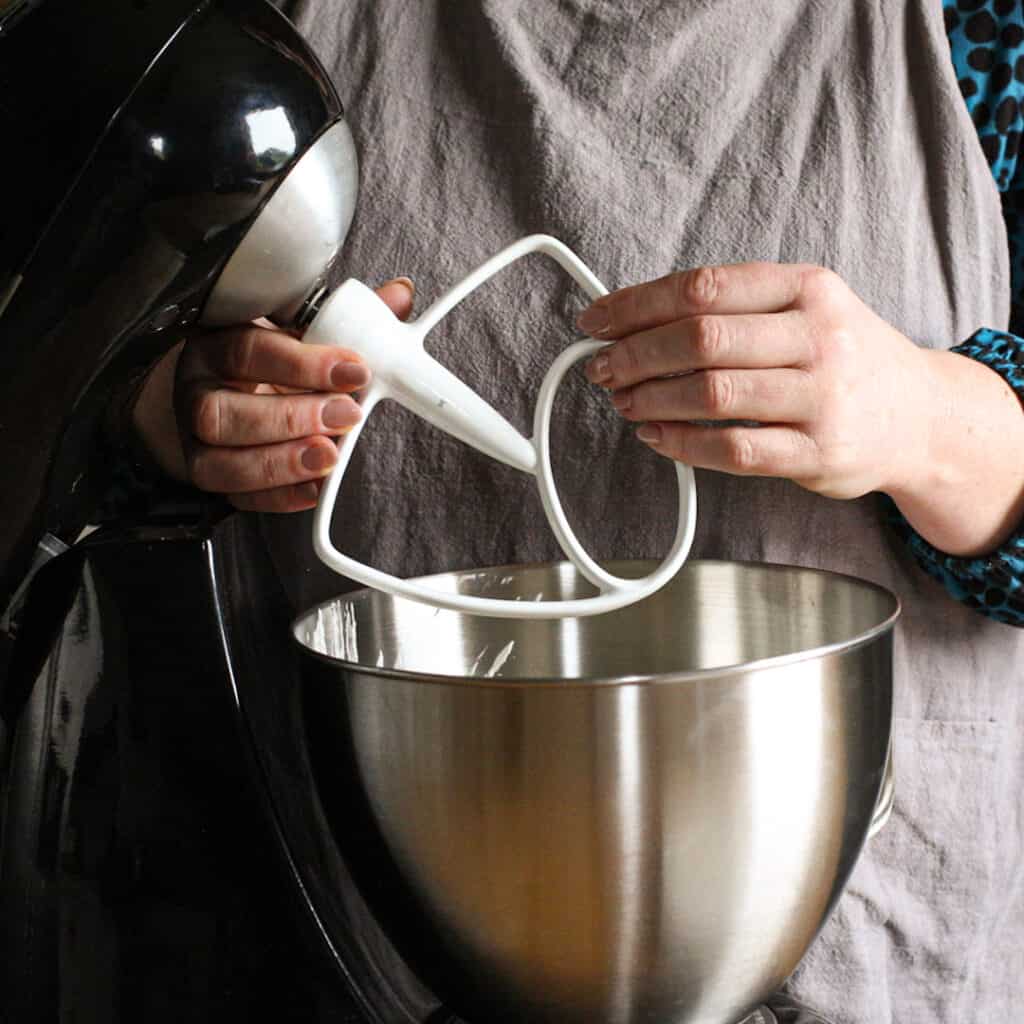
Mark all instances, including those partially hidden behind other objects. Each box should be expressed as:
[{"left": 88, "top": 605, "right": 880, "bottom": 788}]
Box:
[
  {"left": 578, "top": 262, "right": 1024, "bottom": 556},
  {"left": 131, "top": 278, "right": 414, "bottom": 513}
]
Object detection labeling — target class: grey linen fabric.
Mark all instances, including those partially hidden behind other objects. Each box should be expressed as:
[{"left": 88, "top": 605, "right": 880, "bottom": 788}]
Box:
[{"left": 264, "top": 1, "right": 1024, "bottom": 1020}]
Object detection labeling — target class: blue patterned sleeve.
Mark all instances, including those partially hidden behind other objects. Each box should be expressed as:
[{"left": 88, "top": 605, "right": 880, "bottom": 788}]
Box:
[
  {"left": 946, "top": 1, "right": 1024, "bottom": 327},
  {"left": 887, "top": 4, "right": 1024, "bottom": 626}
]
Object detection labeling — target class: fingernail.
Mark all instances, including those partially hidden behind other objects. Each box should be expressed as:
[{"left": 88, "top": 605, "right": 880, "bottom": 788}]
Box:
[
  {"left": 301, "top": 444, "right": 336, "bottom": 473},
  {"left": 637, "top": 424, "right": 662, "bottom": 445},
  {"left": 611, "top": 389, "right": 632, "bottom": 412},
  {"left": 391, "top": 276, "right": 415, "bottom": 299},
  {"left": 577, "top": 302, "right": 610, "bottom": 336},
  {"left": 322, "top": 397, "right": 360, "bottom": 429},
  {"left": 297, "top": 480, "right": 321, "bottom": 504},
  {"left": 331, "top": 361, "right": 371, "bottom": 390},
  {"left": 586, "top": 353, "right": 612, "bottom": 384}
]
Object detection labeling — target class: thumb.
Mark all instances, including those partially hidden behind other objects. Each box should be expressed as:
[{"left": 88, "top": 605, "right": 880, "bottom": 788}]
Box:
[{"left": 375, "top": 277, "right": 415, "bottom": 321}]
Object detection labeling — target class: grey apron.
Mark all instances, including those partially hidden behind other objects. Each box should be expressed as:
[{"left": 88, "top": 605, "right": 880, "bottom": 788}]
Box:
[{"left": 267, "top": 1, "right": 1024, "bottom": 1019}]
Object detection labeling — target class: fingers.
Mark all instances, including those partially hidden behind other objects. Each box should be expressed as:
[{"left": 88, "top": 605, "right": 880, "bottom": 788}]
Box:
[
  {"left": 577, "top": 262, "right": 814, "bottom": 340},
  {"left": 188, "top": 434, "right": 338, "bottom": 494},
  {"left": 189, "top": 385, "right": 361, "bottom": 446},
  {"left": 229, "top": 480, "right": 323, "bottom": 514},
  {"left": 182, "top": 325, "right": 371, "bottom": 394},
  {"left": 170, "top": 276, "right": 414, "bottom": 513},
  {"left": 636, "top": 422, "right": 819, "bottom": 479},
  {"left": 181, "top": 276, "right": 414, "bottom": 395},
  {"left": 586, "top": 311, "right": 811, "bottom": 389},
  {"left": 611, "top": 368, "right": 816, "bottom": 425}
]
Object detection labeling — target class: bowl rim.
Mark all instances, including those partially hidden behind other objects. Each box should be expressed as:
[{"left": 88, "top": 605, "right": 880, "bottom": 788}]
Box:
[{"left": 291, "top": 557, "right": 901, "bottom": 689}]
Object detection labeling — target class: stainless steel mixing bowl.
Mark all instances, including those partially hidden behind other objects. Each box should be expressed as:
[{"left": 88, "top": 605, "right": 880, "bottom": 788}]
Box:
[{"left": 293, "top": 559, "right": 898, "bottom": 1024}]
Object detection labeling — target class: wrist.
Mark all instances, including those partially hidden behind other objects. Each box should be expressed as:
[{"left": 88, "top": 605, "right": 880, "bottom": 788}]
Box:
[
  {"left": 883, "top": 348, "right": 959, "bottom": 504},
  {"left": 873, "top": 344, "right": 945, "bottom": 503},
  {"left": 885, "top": 347, "right": 1024, "bottom": 556}
]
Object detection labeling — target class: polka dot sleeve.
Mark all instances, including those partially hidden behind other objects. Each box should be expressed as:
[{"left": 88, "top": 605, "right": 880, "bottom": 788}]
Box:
[
  {"left": 946, "top": 0, "right": 1024, "bottom": 331},
  {"left": 885, "top": 328, "right": 1024, "bottom": 626}
]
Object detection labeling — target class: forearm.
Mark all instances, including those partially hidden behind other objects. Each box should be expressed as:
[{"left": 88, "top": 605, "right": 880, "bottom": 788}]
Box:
[{"left": 886, "top": 345, "right": 1024, "bottom": 557}]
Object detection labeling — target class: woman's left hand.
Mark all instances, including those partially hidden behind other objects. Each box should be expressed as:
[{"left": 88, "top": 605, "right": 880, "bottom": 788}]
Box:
[
  {"left": 577, "top": 261, "right": 1024, "bottom": 558},
  {"left": 578, "top": 261, "right": 928, "bottom": 501}
]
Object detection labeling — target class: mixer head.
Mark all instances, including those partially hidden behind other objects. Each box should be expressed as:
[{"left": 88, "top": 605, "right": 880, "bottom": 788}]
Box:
[{"left": 0, "top": 0, "right": 358, "bottom": 619}]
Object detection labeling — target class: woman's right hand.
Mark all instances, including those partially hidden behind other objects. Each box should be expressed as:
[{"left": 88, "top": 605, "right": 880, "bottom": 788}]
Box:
[{"left": 131, "top": 278, "right": 414, "bottom": 513}]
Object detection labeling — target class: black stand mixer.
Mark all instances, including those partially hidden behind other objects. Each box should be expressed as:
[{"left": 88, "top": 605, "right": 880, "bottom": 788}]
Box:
[
  {"left": 0, "top": 2, "right": 452, "bottom": 1019},
  {"left": 0, "top": 3, "right": 895, "bottom": 1022}
]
